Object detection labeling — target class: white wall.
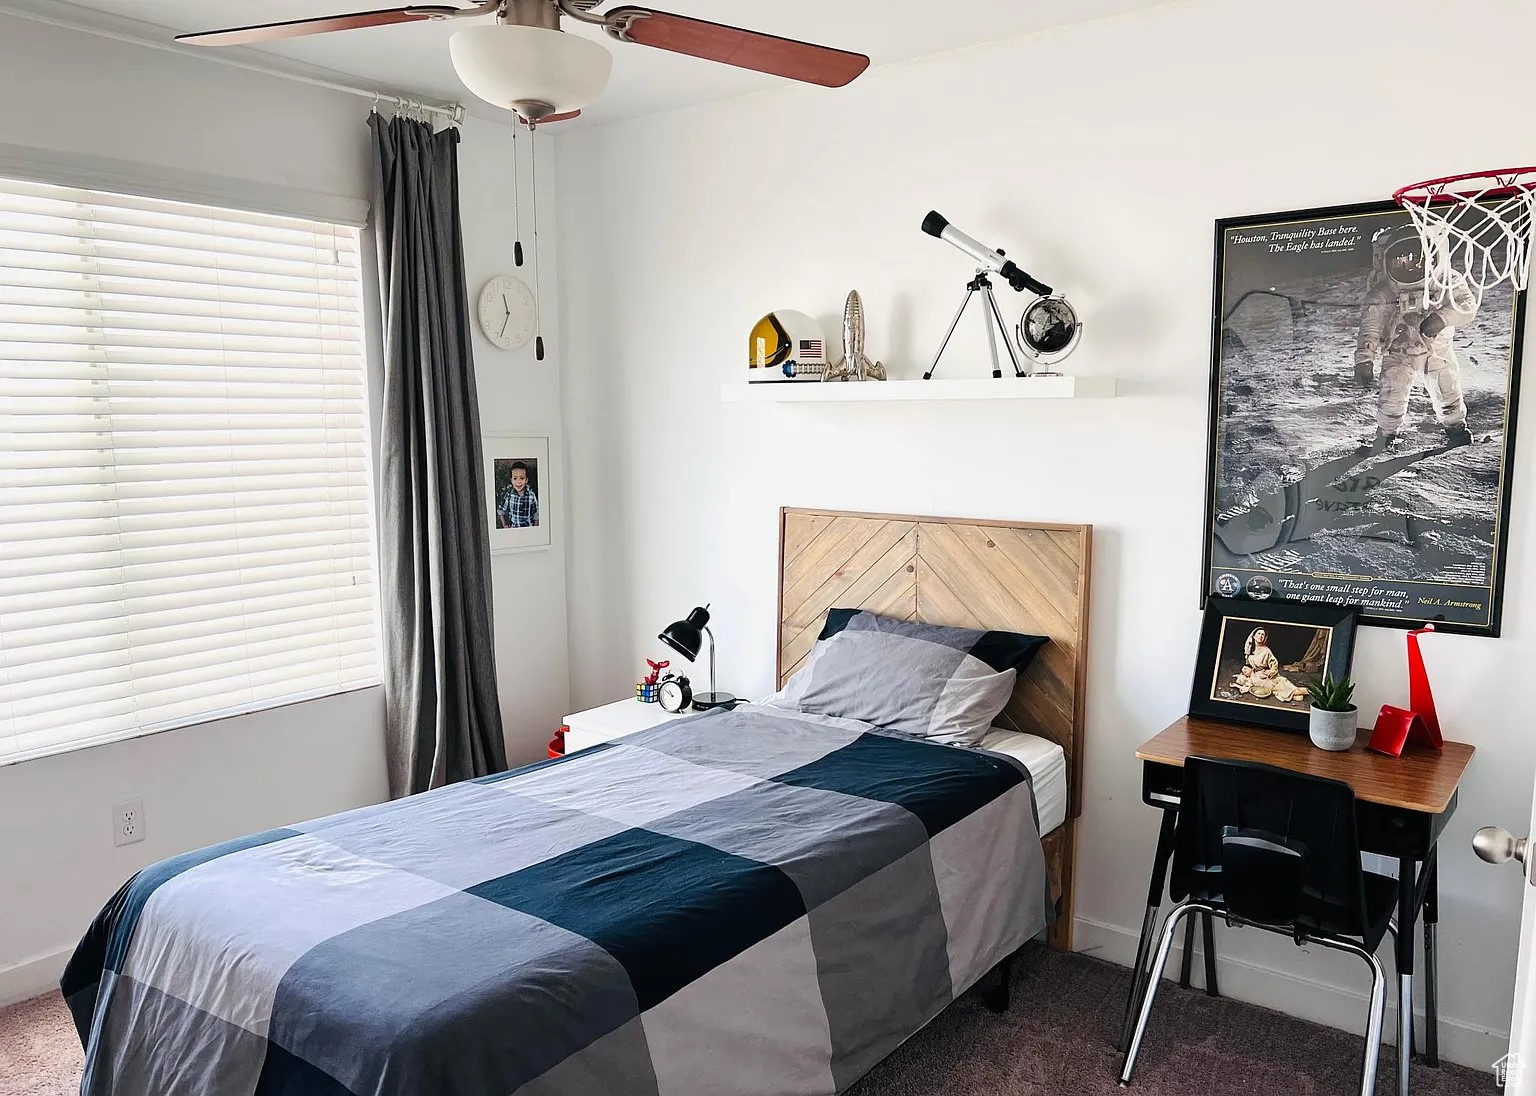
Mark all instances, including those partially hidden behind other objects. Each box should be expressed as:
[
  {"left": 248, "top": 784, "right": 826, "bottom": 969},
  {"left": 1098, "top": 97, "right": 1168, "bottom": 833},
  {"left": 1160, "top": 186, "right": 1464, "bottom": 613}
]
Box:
[
  {"left": 556, "top": 0, "right": 1535, "bottom": 1067},
  {"left": 0, "top": 12, "right": 568, "bottom": 1003}
]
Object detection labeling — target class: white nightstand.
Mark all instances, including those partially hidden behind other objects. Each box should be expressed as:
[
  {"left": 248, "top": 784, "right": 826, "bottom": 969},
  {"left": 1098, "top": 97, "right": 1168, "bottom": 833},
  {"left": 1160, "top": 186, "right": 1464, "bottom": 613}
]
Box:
[{"left": 562, "top": 698, "right": 686, "bottom": 755}]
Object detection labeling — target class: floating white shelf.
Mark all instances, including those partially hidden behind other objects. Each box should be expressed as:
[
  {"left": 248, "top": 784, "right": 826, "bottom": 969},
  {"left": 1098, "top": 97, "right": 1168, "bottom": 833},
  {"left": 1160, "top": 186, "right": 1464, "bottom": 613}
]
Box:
[{"left": 720, "top": 376, "right": 1117, "bottom": 403}]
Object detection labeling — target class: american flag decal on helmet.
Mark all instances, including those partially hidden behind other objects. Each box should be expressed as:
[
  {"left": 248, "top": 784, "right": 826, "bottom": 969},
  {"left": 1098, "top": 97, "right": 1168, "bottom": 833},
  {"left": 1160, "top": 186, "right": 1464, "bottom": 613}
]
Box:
[{"left": 800, "top": 340, "right": 824, "bottom": 358}]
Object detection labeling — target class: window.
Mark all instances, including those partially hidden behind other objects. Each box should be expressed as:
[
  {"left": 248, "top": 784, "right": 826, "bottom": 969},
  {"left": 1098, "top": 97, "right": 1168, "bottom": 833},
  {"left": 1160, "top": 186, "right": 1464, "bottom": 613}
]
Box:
[{"left": 0, "top": 176, "right": 380, "bottom": 764}]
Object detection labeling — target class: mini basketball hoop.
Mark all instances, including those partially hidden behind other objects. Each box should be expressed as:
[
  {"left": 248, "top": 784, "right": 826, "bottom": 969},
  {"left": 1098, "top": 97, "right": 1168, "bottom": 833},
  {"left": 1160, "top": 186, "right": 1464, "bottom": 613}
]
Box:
[{"left": 1394, "top": 166, "right": 1536, "bottom": 308}]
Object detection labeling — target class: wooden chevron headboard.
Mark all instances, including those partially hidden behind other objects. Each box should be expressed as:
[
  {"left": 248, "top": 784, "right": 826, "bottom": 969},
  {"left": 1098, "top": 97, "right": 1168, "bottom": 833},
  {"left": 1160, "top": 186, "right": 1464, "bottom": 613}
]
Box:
[{"left": 776, "top": 507, "right": 1092, "bottom": 949}]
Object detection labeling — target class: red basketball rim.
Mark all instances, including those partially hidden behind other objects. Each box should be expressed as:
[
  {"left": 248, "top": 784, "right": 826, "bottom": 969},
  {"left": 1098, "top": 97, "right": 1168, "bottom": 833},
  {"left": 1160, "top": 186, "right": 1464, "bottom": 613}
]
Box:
[{"left": 1395, "top": 165, "right": 1536, "bottom": 206}]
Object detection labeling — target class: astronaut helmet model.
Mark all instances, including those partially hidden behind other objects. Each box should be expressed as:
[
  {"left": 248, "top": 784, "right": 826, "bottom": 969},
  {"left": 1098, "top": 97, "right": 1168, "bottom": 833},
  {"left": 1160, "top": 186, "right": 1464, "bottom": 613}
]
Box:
[
  {"left": 1378, "top": 224, "right": 1428, "bottom": 291},
  {"left": 747, "top": 310, "right": 828, "bottom": 381}
]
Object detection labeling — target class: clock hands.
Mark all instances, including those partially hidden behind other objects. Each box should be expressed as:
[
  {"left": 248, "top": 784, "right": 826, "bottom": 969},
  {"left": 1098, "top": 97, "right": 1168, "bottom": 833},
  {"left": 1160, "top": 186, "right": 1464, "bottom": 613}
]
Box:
[{"left": 480, "top": 280, "right": 535, "bottom": 350}]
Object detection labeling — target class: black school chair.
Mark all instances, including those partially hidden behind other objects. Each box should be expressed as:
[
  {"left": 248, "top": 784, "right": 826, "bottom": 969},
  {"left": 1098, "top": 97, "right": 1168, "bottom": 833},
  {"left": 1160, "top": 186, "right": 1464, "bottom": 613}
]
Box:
[{"left": 1118, "top": 758, "right": 1398, "bottom": 1096}]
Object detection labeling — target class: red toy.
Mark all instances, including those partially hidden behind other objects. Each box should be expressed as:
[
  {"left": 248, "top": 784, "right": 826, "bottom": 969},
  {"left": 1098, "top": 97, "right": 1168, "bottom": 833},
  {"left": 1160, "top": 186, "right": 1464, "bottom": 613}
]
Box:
[
  {"left": 1405, "top": 624, "right": 1442, "bottom": 742},
  {"left": 1366, "top": 625, "right": 1445, "bottom": 756},
  {"left": 1366, "top": 706, "right": 1440, "bottom": 757},
  {"left": 644, "top": 659, "right": 670, "bottom": 686}
]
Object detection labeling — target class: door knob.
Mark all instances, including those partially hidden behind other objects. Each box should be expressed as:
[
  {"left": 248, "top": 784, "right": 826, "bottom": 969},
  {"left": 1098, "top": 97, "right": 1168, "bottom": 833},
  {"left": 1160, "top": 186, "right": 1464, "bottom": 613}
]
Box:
[{"left": 1474, "top": 826, "right": 1529, "bottom": 866}]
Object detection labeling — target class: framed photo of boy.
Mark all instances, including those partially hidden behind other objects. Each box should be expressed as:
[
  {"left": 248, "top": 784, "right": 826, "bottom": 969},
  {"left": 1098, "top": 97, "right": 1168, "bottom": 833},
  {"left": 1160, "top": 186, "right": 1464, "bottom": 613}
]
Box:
[
  {"left": 1189, "top": 597, "right": 1359, "bottom": 734},
  {"left": 483, "top": 434, "right": 551, "bottom": 553}
]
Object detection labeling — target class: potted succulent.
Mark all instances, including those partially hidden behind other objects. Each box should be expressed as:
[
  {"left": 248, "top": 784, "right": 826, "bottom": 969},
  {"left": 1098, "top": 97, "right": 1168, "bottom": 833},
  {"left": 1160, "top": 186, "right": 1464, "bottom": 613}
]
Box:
[{"left": 1306, "top": 673, "right": 1358, "bottom": 751}]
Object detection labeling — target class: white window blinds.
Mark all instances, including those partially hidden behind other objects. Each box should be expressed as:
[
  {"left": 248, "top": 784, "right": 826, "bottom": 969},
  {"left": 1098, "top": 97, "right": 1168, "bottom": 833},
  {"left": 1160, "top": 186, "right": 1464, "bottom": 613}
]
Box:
[{"left": 0, "top": 176, "right": 380, "bottom": 765}]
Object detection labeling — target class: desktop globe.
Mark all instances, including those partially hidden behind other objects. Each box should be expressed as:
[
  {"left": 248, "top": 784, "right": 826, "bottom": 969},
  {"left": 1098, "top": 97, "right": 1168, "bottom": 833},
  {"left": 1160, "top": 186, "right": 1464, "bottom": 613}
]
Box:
[{"left": 1018, "top": 295, "right": 1082, "bottom": 368}]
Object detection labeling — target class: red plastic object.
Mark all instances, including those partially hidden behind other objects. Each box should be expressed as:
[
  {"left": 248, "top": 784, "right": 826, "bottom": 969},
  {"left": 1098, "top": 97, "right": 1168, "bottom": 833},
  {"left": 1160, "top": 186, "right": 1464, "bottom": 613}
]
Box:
[
  {"left": 547, "top": 725, "right": 568, "bottom": 760},
  {"left": 1367, "top": 625, "right": 1445, "bottom": 757},
  {"left": 1367, "top": 706, "right": 1437, "bottom": 757},
  {"left": 1406, "top": 625, "right": 1443, "bottom": 745}
]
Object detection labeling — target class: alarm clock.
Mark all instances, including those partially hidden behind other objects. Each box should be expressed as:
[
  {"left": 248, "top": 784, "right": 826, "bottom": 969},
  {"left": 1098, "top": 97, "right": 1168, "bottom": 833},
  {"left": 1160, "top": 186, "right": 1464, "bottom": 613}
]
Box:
[{"left": 658, "top": 673, "right": 693, "bottom": 713}]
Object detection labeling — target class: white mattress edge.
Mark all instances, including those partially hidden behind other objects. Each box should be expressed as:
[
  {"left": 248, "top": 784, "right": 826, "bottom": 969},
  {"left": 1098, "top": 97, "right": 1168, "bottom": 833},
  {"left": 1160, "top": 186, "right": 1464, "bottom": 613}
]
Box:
[{"left": 978, "top": 727, "right": 1068, "bottom": 836}]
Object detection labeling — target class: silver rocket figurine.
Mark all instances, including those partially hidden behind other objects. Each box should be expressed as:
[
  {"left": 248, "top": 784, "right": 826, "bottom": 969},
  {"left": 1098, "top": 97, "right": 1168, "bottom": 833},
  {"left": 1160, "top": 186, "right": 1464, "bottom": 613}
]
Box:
[{"left": 824, "top": 290, "right": 886, "bottom": 381}]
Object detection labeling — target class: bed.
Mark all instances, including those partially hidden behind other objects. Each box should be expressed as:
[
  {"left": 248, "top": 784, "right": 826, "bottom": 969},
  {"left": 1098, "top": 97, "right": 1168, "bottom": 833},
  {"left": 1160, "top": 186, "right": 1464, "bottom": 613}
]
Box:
[
  {"left": 776, "top": 507, "right": 1089, "bottom": 946},
  {"left": 64, "top": 508, "right": 1091, "bottom": 1095}
]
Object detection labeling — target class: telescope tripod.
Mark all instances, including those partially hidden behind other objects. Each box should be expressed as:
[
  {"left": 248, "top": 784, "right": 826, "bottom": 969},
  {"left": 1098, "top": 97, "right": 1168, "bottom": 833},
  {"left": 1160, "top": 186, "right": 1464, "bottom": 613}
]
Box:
[{"left": 923, "top": 271, "right": 1027, "bottom": 380}]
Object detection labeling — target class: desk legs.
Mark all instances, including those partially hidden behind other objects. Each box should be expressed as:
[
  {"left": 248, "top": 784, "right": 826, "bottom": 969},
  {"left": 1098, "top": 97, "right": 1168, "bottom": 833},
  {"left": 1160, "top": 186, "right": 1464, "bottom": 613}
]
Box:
[
  {"left": 1203, "top": 909, "right": 1220, "bottom": 995},
  {"left": 1120, "top": 808, "right": 1178, "bottom": 1051},
  {"left": 1423, "top": 851, "right": 1440, "bottom": 1068},
  {"left": 1177, "top": 909, "right": 1221, "bottom": 996},
  {"left": 1395, "top": 856, "right": 1416, "bottom": 1096}
]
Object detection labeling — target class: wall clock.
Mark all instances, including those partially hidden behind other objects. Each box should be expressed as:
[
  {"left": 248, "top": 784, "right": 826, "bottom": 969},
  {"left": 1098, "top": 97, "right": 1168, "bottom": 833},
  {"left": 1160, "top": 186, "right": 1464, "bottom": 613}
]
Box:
[{"left": 477, "top": 274, "right": 537, "bottom": 352}]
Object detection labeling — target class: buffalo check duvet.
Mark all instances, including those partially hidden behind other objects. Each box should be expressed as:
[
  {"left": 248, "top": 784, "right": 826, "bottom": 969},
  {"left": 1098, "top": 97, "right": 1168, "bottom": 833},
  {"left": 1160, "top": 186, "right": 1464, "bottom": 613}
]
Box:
[{"left": 64, "top": 704, "right": 1052, "bottom": 1096}]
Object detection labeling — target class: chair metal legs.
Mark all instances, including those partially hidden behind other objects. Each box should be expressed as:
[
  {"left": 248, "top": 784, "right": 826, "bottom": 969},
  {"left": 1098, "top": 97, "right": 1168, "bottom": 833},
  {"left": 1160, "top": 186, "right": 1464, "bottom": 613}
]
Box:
[
  {"left": 1118, "top": 901, "right": 1206, "bottom": 1086},
  {"left": 1120, "top": 807, "right": 1180, "bottom": 1051},
  {"left": 1118, "top": 903, "right": 1389, "bottom": 1096},
  {"left": 1320, "top": 938, "right": 1389, "bottom": 1096}
]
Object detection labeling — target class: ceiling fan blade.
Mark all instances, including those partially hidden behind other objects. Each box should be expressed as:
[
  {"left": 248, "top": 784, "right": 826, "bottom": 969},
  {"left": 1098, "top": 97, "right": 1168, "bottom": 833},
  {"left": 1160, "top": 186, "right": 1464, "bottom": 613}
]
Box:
[
  {"left": 605, "top": 8, "right": 870, "bottom": 88},
  {"left": 518, "top": 110, "right": 583, "bottom": 127},
  {"left": 176, "top": 6, "right": 463, "bottom": 47}
]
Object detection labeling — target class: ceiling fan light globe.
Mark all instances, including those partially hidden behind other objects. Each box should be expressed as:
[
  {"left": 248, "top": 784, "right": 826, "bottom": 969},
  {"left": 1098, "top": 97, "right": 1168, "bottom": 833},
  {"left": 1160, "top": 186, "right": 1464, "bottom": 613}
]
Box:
[{"left": 450, "top": 24, "right": 612, "bottom": 116}]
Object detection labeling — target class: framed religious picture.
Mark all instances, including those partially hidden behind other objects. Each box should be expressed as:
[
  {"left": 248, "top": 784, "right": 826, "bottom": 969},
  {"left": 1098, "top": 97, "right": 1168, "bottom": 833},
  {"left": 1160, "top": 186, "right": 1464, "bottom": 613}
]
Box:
[
  {"left": 1203, "top": 200, "right": 1526, "bottom": 636},
  {"left": 1189, "top": 597, "right": 1359, "bottom": 734},
  {"left": 484, "top": 434, "right": 552, "bottom": 553}
]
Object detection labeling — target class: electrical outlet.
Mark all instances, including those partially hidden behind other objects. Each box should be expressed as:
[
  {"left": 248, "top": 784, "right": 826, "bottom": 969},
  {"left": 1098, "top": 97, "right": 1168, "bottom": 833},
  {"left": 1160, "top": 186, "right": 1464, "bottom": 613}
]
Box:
[{"left": 114, "top": 798, "right": 145, "bottom": 847}]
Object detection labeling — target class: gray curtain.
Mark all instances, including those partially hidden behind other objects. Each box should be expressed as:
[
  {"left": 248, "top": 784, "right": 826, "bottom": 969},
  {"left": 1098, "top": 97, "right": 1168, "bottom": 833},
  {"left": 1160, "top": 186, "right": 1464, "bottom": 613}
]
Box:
[{"left": 370, "top": 114, "right": 506, "bottom": 797}]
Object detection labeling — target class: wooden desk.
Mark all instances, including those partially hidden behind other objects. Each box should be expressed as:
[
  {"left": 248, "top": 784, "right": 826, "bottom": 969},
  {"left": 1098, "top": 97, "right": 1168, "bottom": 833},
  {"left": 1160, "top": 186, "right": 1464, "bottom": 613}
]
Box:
[
  {"left": 1138, "top": 715, "right": 1473, "bottom": 813},
  {"left": 1123, "top": 715, "right": 1475, "bottom": 1096}
]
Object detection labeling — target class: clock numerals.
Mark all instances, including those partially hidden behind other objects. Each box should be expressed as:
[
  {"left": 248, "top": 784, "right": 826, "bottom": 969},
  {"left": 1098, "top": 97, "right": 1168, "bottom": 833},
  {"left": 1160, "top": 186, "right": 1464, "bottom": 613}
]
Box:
[{"left": 478, "top": 275, "right": 537, "bottom": 353}]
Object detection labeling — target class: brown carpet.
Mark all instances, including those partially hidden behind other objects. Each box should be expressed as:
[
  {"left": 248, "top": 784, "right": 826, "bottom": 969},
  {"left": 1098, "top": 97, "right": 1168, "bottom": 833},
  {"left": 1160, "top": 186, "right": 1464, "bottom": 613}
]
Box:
[
  {"left": 0, "top": 946, "right": 1495, "bottom": 1095},
  {"left": 0, "top": 992, "right": 82, "bottom": 1096}
]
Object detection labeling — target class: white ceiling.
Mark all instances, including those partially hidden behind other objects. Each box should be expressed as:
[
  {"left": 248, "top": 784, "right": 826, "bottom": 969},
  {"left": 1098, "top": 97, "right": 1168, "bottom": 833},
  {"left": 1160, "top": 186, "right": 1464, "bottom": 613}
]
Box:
[{"left": 33, "top": 0, "right": 1173, "bottom": 127}]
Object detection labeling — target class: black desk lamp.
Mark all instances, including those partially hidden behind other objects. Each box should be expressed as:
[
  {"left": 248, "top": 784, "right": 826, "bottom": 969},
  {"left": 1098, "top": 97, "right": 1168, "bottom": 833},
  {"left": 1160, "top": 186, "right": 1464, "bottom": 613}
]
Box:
[{"left": 658, "top": 604, "right": 735, "bottom": 711}]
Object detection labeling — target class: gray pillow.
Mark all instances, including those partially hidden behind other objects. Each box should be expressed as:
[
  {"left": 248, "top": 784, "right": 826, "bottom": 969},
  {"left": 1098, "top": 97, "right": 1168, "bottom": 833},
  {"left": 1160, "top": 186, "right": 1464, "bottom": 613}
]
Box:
[{"left": 771, "top": 609, "right": 1049, "bottom": 746}]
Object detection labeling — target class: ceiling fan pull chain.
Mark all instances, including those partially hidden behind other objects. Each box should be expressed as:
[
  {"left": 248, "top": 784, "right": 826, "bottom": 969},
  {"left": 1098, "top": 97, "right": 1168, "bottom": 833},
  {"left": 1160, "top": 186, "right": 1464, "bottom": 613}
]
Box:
[
  {"left": 511, "top": 121, "right": 524, "bottom": 267},
  {"left": 531, "top": 132, "right": 545, "bottom": 362}
]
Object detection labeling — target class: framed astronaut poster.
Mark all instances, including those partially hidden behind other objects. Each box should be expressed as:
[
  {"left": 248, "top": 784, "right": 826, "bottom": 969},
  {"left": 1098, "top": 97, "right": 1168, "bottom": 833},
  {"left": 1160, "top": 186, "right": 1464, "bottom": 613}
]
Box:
[{"left": 1203, "top": 200, "right": 1527, "bottom": 637}]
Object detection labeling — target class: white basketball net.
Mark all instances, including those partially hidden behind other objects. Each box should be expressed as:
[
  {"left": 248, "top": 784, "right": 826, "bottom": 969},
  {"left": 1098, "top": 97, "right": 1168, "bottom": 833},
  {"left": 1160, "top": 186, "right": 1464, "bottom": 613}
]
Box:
[{"left": 1395, "top": 166, "right": 1536, "bottom": 308}]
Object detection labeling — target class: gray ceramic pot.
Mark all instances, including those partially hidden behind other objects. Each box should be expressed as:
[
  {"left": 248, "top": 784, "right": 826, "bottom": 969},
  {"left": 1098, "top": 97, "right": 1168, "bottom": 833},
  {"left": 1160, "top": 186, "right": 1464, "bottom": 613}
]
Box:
[{"left": 1309, "top": 705, "right": 1358, "bottom": 751}]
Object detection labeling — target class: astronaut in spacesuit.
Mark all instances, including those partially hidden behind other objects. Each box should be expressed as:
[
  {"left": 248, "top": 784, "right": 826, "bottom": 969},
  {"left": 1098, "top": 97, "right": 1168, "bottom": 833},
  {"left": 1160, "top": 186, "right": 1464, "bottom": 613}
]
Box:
[{"left": 1353, "top": 224, "right": 1476, "bottom": 450}]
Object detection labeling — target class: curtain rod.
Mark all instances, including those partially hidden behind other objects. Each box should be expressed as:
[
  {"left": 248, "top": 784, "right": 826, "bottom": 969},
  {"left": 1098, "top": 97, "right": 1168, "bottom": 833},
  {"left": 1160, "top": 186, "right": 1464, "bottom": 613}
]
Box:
[{"left": 0, "top": 3, "right": 468, "bottom": 125}]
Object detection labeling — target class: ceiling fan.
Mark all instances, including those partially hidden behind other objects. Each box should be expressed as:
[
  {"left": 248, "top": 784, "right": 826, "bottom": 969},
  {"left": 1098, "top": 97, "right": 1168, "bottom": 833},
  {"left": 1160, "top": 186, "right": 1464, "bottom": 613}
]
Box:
[{"left": 177, "top": 0, "right": 872, "bottom": 125}]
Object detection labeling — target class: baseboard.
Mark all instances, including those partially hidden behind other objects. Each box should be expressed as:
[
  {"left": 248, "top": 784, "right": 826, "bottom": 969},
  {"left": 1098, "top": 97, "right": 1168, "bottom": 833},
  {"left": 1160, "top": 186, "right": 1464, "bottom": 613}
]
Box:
[
  {"left": 0, "top": 946, "right": 71, "bottom": 1009},
  {"left": 1073, "top": 916, "right": 1506, "bottom": 1072}
]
